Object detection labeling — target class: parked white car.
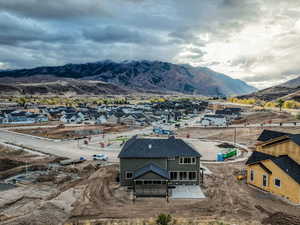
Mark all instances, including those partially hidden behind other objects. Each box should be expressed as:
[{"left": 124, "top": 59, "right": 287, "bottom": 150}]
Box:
[{"left": 93, "top": 154, "right": 108, "bottom": 161}]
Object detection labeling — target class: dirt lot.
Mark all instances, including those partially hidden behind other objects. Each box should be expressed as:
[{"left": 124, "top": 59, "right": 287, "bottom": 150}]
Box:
[
  {"left": 0, "top": 145, "right": 65, "bottom": 180},
  {"left": 1, "top": 161, "right": 300, "bottom": 225},
  {"left": 65, "top": 164, "right": 300, "bottom": 225},
  {"left": 13, "top": 124, "right": 131, "bottom": 139},
  {"left": 234, "top": 111, "right": 297, "bottom": 125},
  {"left": 177, "top": 127, "right": 300, "bottom": 149}
]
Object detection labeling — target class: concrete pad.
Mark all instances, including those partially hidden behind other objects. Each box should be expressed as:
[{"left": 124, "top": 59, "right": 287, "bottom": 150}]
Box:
[{"left": 170, "top": 185, "right": 205, "bottom": 199}]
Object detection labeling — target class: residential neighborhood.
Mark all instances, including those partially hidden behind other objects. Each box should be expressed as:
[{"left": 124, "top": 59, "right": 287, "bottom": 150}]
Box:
[
  {"left": 1, "top": 96, "right": 300, "bottom": 225},
  {"left": 0, "top": 99, "right": 208, "bottom": 127}
]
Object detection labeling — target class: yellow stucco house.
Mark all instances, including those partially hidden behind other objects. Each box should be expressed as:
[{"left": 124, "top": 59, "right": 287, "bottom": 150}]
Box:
[{"left": 246, "top": 130, "right": 300, "bottom": 204}]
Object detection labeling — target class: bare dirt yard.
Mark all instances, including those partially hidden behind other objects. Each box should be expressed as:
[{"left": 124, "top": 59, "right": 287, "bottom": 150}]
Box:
[
  {"left": 234, "top": 111, "right": 298, "bottom": 125},
  {"left": 1, "top": 159, "right": 300, "bottom": 225},
  {"left": 177, "top": 127, "right": 300, "bottom": 149},
  {"left": 65, "top": 163, "right": 300, "bottom": 225},
  {"left": 13, "top": 124, "right": 132, "bottom": 140}
]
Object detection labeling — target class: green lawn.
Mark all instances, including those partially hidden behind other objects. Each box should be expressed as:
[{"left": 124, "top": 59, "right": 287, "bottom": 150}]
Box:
[{"left": 111, "top": 137, "right": 129, "bottom": 142}]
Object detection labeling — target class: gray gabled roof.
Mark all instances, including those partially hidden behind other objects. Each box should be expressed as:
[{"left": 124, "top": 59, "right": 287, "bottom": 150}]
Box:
[
  {"left": 245, "top": 151, "right": 276, "bottom": 165},
  {"left": 133, "top": 163, "right": 170, "bottom": 179},
  {"left": 118, "top": 136, "right": 201, "bottom": 158},
  {"left": 203, "top": 114, "right": 226, "bottom": 119},
  {"left": 257, "top": 130, "right": 289, "bottom": 142},
  {"left": 257, "top": 130, "right": 300, "bottom": 147},
  {"left": 272, "top": 155, "right": 300, "bottom": 185}
]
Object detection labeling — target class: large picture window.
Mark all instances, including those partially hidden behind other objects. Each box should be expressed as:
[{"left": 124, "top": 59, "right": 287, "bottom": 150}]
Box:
[
  {"left": 188, "top": 172, "right": 196, "bottom": 180},
  {"left": 179, "top": 172, "right": 187, "bottom": 180},
  {"left": 170, "top": 172, "right": 178, "bottom": 180},
  {"left": 170, "top": 171, "right": 198, "bottom": 181}
]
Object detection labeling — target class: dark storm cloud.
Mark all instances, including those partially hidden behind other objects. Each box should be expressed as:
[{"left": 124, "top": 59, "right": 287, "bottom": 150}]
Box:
[
  {"left": 0, "top": 13, "right": 76, "bottom": 46},
  {"left": 0, "top": 0, "right": 109, "bottom": 19},
  {"left": 0, "top": 0, "right": 299, "bottom": 88},
  {"left": 83, "top": 25, "right": 166, "bottom": 45}
]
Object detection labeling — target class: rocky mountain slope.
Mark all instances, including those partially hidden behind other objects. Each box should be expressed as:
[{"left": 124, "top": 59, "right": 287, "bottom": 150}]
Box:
[
  {"left": 0, "top": 60, "right": 257, "bottom": 96},
  {"left": 239, "top": 76, "right": 300, "bottom": 102}
]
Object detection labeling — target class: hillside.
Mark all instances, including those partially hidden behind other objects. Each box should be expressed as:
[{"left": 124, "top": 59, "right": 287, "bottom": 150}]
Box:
[
  {"left": 239, "top": 76, "right": 300, "bottom": 102},
  {"left": 0, "top": 60, "right": 256, "bottom": 96},
  {"left": 0, "top": 76, "right": 129, "bottom": 96},
  {"left": 281, "top": 76, "right": 300, "bottom": 88}
]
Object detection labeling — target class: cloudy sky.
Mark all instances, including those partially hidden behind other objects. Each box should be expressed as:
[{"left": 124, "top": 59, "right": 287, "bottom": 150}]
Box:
[{"left": 0, "top": 0, "right": 300, "bottom": 89}]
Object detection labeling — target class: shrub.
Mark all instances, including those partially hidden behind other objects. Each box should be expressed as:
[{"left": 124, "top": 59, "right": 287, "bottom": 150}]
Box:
[{"left": 156, "top": 214, "right": 172, "bottom": 225}]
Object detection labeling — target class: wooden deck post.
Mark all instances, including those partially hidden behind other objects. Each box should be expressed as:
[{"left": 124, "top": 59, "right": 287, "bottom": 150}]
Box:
[
  {"left": 133, "top": 180, "right": 136, "bottom": 203},
  {"left": 201, "top": 168, "right": 204, "bottom": 184},
  {"left": 166, "top": 181, "right": 169, "bottom": 203}
]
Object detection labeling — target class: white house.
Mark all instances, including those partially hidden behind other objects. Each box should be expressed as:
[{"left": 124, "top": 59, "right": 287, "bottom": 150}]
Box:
[
  {"left": 200, "top": 115, "right": 227, "bottom": 127},
  {"left": 106, "top": 114, "right": 120, "bottom": 124},
  {"left": 96, "top": 115, "right": 108, "bottom": 124},
  {"left": 60, "top": 113, "right": 82, "bottom": 124}
]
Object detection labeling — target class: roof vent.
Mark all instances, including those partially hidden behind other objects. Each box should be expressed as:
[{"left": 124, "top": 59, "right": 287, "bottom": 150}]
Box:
[{"left": 148, "top": 144, "right": 152, "bottom": 149}]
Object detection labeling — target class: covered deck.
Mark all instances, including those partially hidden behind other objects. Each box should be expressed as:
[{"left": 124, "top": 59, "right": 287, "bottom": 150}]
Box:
[{"left": 132, "top": 163, "right": 170, "bottom": 199}]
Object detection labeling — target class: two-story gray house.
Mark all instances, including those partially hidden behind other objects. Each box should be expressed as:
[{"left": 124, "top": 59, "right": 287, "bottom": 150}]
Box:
[{"left": 118, "top": 136, "right": 202, "bottom": 198}]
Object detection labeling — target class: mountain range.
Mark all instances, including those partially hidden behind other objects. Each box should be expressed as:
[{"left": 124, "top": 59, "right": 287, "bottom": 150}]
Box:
[
  {"left": 0, "top": 60, "right": 257, "bottom": 96},
  {"left": 239, "top": 76, "right": 300, "bottom": 102}
]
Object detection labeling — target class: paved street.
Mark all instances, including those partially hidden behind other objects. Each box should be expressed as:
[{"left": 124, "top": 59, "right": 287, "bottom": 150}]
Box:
[
  {"left": 0, "top": 125, "right": 155, "bottom": 162},
  {"left": 0, "top": 130, "right": 101, "bottom": 160},
  {"left": 192, "top": 122, "right": 300, "bottom": 128}
]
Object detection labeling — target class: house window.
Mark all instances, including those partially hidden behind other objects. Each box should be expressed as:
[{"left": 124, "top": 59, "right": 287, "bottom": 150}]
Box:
[
  {"left": 192, "top": 157, "right": 196, "bottom": 164},
  {"left": 153, "top": 180, "right": 162, "bottom": 184},
  {"left": 262, "top": 174, "right": 268, "bottom": 187},
  {"left": 170, "top": 172, "right": 178, "bottom": 180},
  {"left": 179, "top": 172, "right": 187, "bottom": 180},
  {"left": 189, "top": 172, "right": 197, "bottom": 180},
  {"left": 274, "top": 178, "right": 281, "bottom": 187},
  {"left": 250, "top": 170, "right": 254, "bottom": 182},
  {"left": 184, "top": 158, "right": 191, "bottom": 164},
  {"left": 180, "top": 157, "right": 196, "bottom": 164},
  {"left": 125, "top": 171, "right": 133, "bottom": 179}
]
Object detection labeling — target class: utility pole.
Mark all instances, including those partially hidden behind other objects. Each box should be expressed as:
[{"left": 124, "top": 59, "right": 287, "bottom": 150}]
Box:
[
  {"left": 25, "top": 160, "right": 28, "bottom": 175},
  {"left": 234, "top": 127, "right": 237, "bottom": 145}
]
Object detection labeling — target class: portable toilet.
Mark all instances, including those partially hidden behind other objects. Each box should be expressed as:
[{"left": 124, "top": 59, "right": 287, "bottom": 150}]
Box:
[{"left": 217, "top": 153, "right": 224, "bottom": 161}]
